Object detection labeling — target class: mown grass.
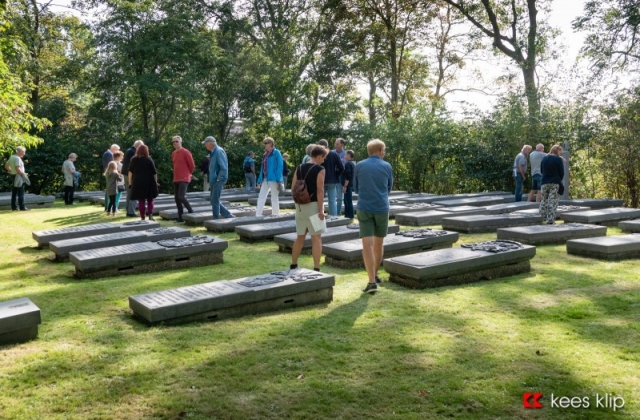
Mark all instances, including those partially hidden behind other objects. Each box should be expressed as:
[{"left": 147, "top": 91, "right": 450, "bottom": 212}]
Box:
[{"left": 0, "top": 202, "right": 639, "bottom": 419}]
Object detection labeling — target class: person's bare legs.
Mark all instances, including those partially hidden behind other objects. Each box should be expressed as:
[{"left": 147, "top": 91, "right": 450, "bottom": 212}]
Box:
[
  {"left": 373, "top": 236, "right": 384, "bottom": 279},
  {"left": 291, "top": 232, "right": 307, "bottom": 268},
  {"left": 311, "top": 234, "right": 322, "bottom": 269},
  {"left": 362, "top": 236, "right": 376, "bottom": 284}
]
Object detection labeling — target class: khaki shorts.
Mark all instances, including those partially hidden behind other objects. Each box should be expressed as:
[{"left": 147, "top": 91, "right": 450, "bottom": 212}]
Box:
[
  {"left": 295, "top": 202, "right": 324, "bottom": 235},
  {"left": 357, "top": 209, "right": 389, "bottom": 237}
]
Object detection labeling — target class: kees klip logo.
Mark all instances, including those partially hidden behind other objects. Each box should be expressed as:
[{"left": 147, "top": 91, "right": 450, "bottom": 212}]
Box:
[{"left": 523, "top": 393, "right": 543, "bottom": 409}]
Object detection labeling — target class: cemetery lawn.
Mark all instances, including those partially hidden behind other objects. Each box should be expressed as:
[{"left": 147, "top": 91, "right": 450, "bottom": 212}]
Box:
[{"left": 1, "top": 202, "right": 639, "bottom": 420}]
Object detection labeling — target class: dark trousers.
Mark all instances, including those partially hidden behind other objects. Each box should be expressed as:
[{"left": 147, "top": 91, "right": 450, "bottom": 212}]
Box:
[
  {"left": 173, "top": 182, "right": 193, "bottom": 217},
  {"left": 107, "top": 194, "right": 117, "bottom": 213},
  {"left": 11, "top": 185, "right": 25, "bottom": 210},
  {"left": 64, "top": 186, "right": 75, "bottom": 205},
  {"left": 343, "top": 186, "right": 354, "bottom": 218}
]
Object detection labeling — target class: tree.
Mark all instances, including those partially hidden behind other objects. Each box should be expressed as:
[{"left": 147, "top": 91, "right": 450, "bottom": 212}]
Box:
[
  {"left": 440, "top": 0, "right": 555, "bottom": 135},
  {"left": 573, "top": 0, "right": 640, "bottom": 72}
]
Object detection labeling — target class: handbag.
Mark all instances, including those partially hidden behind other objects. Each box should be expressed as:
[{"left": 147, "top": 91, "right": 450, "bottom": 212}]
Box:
[{"left": 117, "top": 183, "right": 126, "bottom": 193}]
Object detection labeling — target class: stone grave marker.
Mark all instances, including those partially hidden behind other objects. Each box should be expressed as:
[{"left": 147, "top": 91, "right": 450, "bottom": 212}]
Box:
[
  {"left": 49, "top": 227, "right": 191, "bottom": 261},
  {"left": 441, "top": 213, "right": 543, "bottom": 233},
  {"left": 485, "top": 201, "right": 540, "bottom": 215},
  {"left": 560, "top": 207, "right": 640, "bottom": 226},
  {"left": 236, "top": 216, "right": 352, "bottom": 242},
  {"left": 384, "top": 240, "right": 536, "bottom": 289},
  {"left": 433, "top": 195, "right": 511, "bottom": 207},
  {"left": 129, "top": 269, "right": 334, "bottom": 325},
  {"left": 32, "top": 220, "right": 161, "bottom": 249},
  {"left": 566, "top": 234, "right": 640, "bottom": 260},
  {"left": 512, "top": 205, "right": 590, "bottom": 219},
  {"left": 161, "top": 204, "right": 251, "bottom": 221},
  {"left": 70, "top": 235, "right": 228, "bottom": 279},
  {"left": 619, "top": 219, "right": 640, "bottom": 233},
  {"left": 204, "top": 213, "right": 295, "bottom": 233},
  {"left": 388, "top": 203, "right": 442, "bottom": 218},
  {"left": 274, "top": 224, "right": 401, "bottom": 253},
  {"left": 497, "top": 223, "right": 607, "bottom": 245},
  {"left": 558, "top": 198, "right": 624, "bottom": 209},
  {"left": 323, "top": 228, "right": 459, "bottom": 268},
  {"left": 0, "top": 298, "right": 41, "bottom": 345},
  {"left": 0, "top": 194, "right": 54, "bottom": 210},
  {"left": 395, "top": 207, "right": 488, "bottom": 226}
]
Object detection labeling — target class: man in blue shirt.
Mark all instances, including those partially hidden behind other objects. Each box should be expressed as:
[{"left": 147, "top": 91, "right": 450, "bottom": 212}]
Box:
[
  {"left": 203, "top": 136, "right": 234, "bottom": 219},
  {"left": 354, "top": 139, "right": 393, "bottom": 293}
]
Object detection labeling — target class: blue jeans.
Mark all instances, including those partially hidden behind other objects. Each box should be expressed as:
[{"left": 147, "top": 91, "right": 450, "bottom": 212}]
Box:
[
  {"left": 326, "top": 183, "right": 340, "bottom": 216},
  {"left": 11, "top": 185, "right": 25, "bottom": 210},
  {"left": 245, "top": 172, "right": 256, "bottom": 191},
  {"left": 514, "top": 174, "right": 524, "bottom": 202},
  {"left": 210, "top": 180, "right": 233, "bottom": 219},
  {"left": 336, "top": 183, "right": 344, "bottom": 215},
  {"left": 343, "top": 186, "right": 354, "bottom": 218}
]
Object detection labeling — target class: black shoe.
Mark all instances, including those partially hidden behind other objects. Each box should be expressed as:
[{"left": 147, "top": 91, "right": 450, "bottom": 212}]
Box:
[
  {"left": 290, "top": 264, "right": 298, "bottom": 270},
  {"left": 148, "top": 215, "right": 155, "bottom": 221},
  {"left": 175, "top": 218, "right": 185, "bottom": 223},
  {"left": 375, "top": 275, "right": 382, "bottom": 284},
  {"left": 363, "top": 283, "right": 377, "bottom": 293},
  {"left": 126, "top": 213, "right": 137, "bottom": 218}
]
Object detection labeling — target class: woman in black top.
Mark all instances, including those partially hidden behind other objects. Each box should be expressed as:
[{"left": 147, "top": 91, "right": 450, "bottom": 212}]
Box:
[
  {"left": 539, "top": 144, "right": 564, "bottom": 225},
  {"left": 341, "top": 150, "right": 356, "bottom": 219},
  {"left": 128, "top": 145, "right": 159, "bottom": 221},
  {"left": 290, "top": 146, "right": 327, "bottom": 271}
]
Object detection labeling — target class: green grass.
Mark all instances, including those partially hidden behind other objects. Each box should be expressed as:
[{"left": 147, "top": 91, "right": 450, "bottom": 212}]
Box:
[{"left": 1, "top": 202, "right": 639, "bottom": 419}]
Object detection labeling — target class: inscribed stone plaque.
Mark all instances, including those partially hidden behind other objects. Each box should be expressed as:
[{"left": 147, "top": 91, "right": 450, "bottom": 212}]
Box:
[
  {"left": 433, "top": 196, "right": 509, "bottom": 207},
  {"left": 441, "top": 213, "right": 543, "bottom": 233},
  {"left": 497, "top": 223, "right": 607, "bottom": 245},
  {"left": 560, "top": 207, "right": 640, "bottom": 226},
  {"left": 236, "top": 216, "right": 351, "bottom": 241},
  {"left": 33, "top": 220, "right": 160, "bottom": 248},
  {"left": 0, "top": 297, "right": 41, "bottom": 345},
  {"left": 203, "top": 212, "right": 292, "bottom": 231},
  {"left": 566, "top": 234, "right": 640, "bottom": 260}
]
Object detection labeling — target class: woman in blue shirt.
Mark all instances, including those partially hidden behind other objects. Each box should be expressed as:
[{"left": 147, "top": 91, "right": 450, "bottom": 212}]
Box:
[{"left": 255, "top": 137, "right": 284, "bottom": 217}]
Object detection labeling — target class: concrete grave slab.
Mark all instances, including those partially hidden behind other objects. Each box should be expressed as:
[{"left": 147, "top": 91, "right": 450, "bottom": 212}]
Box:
[
  {"left": 236, "top": 216, "right": 352, "bottom": 242},
  {"left": 49, "top": 227, "right": 191, "bottom": 261},
  {"left": 0, "top": 194, "right": 55, "bottom": 210},
  {"left": 395, "top": 207, "right": 488, "bottom": 226},
  {"left": 558, "top": 199, "right": 624, "bottom": 209},
  {"left": 274, "top": 224, "right": 401, "bottom": 253},
  {"left": 512, "top": 205, "right": 591, "bottom": 219},
  {"left": 441, "top": 213, "right": 543, "bottom": 233},
  {"left": 388, "top": 203, "right": 442, "bottom": 217},
  {"left": 619, "top": 219, "right": 640, "bottom": 233},
  {"left": 32, "top": 220, "right": 160, "bottom": 249},
  {"left": 204, "top": 213, "right": 295, "bottom": 233},
  {"left": 323, "top": 229, "right": 459, "bottom": 268},
  {"left": 384, "top": 240, "right": 536, "bottom": 288},
  {"left": 0, "top": 298, "right": 41, "bottom": 345},
  {"left": 182, "top": 207, "right": 270, "bottom": 225},
  {"left": 70, "top": 236, "right": 228, "bottom": 279},
  {"left": 129, "top": 269, "right": 334, "bottom": 325},
  {"left": 485, "top": 201, "right": 540, "bottom": 214},
  {"left": 160, "top": 203, "right": 248, "bottom": 220},
  {"left": 497, "top": 223, "right": 608, "bottom": 245},
  {"left": 433, "top": 195, "right": 511, "bottom": 207},
  {"left": 560, "top": 207, "right": 640, "bottom": 226},
  {"left": 567, "top": 234, "right": 640, "bottom": 260}
]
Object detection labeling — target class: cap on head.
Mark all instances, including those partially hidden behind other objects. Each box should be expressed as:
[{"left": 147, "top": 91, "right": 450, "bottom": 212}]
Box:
[{"left": 202, "top": 136, "right": 217, "bottom": 145}]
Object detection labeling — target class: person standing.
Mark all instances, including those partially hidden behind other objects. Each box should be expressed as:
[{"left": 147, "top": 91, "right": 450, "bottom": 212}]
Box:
[
  {"left": 513, "top": 144, "right": 532, "bottom": 202},
  {"left": 4, "top": 146, "right": 29, "bottom": 211},
  {"left": 540, "top": 144, "right": 565, "bottom": 225},
  {"left": 302, "top": 143, "right": 315, "bottom": 164},
  {"left": 171, "top": 136, "right": 195, "bottom": 223},
  {"left": 104, "top": 161, "right": 123, "bottom": 216},
  {"left": 102, "top": 144, "right": 120, "bottom": 212},
  {"left": 527, "top": 143, "right": 545, "bottom": 202},
  {"left": 354, "top": 139, "right": 393, "bottom": 294},
  {"left": 203, "top": 136, "right": 235, "bottom": 220},
  {"left": 333, "top": 138, "right": 347, "bottom": 215},
  {"left": 290, "top": 146, "right": 327, "bottom": 272},
  {"left": 341, "top": 150, "right": 356, "bottom": 219},
  {"left": 128, "top": 145, "right": 159, "bottom": 221},
  {"left": 122, "top": 140, "right": 143, "bottom": 217},
  {"left": 243, "top": 151, "right": 256, "bottom": 192},
  {"left": 113, "top": 151, "right": 125, "bottom": 212},
  {"left": 318, "top": 139, "right": 344, "bottom": 216},
  {"left": 282, "top": 153, "right": 290, "bottom": 190},
  {"left": 255, "top": 137, "right": 284, "bottom": 217},
  {"left": 62, "top": 153, "right": 77, "bottom": 205}
]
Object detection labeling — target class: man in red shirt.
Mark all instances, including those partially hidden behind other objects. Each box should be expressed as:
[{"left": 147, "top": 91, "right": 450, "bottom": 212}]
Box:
[{"left": 171, "top": 136, "right": 195, "bottom": 223}]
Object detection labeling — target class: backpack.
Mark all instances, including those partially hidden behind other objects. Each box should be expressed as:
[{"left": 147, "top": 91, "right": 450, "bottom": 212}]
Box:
[
  {"left": 243, "top": 160, "right": 252, "bottom": 173},
  {"left": 292, "top": 165, "right": 314, "bottom": 204}
]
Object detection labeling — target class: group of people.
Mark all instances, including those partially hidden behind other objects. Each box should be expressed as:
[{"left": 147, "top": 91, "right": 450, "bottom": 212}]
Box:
[{"left": 513, "top": 143, "right": 566, "bottom": 224}]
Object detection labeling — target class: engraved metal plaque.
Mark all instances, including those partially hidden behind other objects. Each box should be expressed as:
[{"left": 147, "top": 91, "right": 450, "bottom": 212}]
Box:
[{"left": 462, "top": 240, "right": 523, "bottom": 253}]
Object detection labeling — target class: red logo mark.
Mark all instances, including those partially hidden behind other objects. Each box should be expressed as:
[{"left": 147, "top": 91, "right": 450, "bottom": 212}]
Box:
[{"left": 523, "top": 393, "right": 543, "bottom": 409}]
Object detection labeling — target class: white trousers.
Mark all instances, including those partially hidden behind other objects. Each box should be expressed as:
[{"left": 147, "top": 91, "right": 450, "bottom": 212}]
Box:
[{"left": 255, "top": 181, "right": 280, "bottom": 216}]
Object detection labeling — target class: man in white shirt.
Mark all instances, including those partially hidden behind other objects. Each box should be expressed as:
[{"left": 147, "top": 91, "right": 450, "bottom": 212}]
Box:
[
  {"left": 527, "top": 144, "right": 545, "bottom": 202},
  {"left": 4, "top": 146, "right": 29, "bottom": 211}
]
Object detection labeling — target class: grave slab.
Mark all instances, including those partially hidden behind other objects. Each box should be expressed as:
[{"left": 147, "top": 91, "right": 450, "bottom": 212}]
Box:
[
  {"left": 247, "top": 197, "right": 297, "bottom": 209},
  {"left": 275, "top": 224, "right": 401, "bottom": 253},
  {"left": 323, "top": 229, "right": 459, "bottom": 268},
  {"left": 395, "top": 207, "right": 488, "bottom": 226},
  {"left": 558, "top": 199, "right": 624, "bottom": 209},
  {"left": 441, "top": 213, "right": 543, "bottom": 233},
  {"left": 497, "top": 223, "right": 608, "bottom": 245},
  {"left": 485, "top": 201, "right": 540, "bottom": 214},
  {"left": 433, "top": 196, "right": 510, "bottom": 207},
  {"left": 32, "top": 220, "right": 160, "bottom": 249},
  {"left": 566, "top": 234, "right": 640, "bottom": 260},
  {"left": 0, "top": 194, "right": 55, "bottom": 210},
  {"left": 129, "top": 269, "right": 334, "bottom": 325},
  {"left": 384, "top": 240, "right": 536, "bottom": 288},
  {"left": 161, "top": 204, "right": 251, "bottom": 221},
  {"left": 204, "top": 213, "right": 296, "bottom": 233},
  {"left": 0, "top": 298, "right": 41, "bottom": 345},
  {"left": 559, "top": 207, "right": 640, "bottom": 226},
  {"left": 70, "top": 236, "right": 228, "bottom": 279},
  {"left": 388, "top": 203, "right": 442, "bottom": 217},
  {"left": 236, "top": 217, "right": 352, "bottom": 242},
  {"left": 49, "top": 227, "right": 191, "bottom": 261},
  {"left": 512, "top": 205, "right": 591, "bottom": 219},
  {"left": 619, "top": 219, "right": 640, "bottom": 233}
]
